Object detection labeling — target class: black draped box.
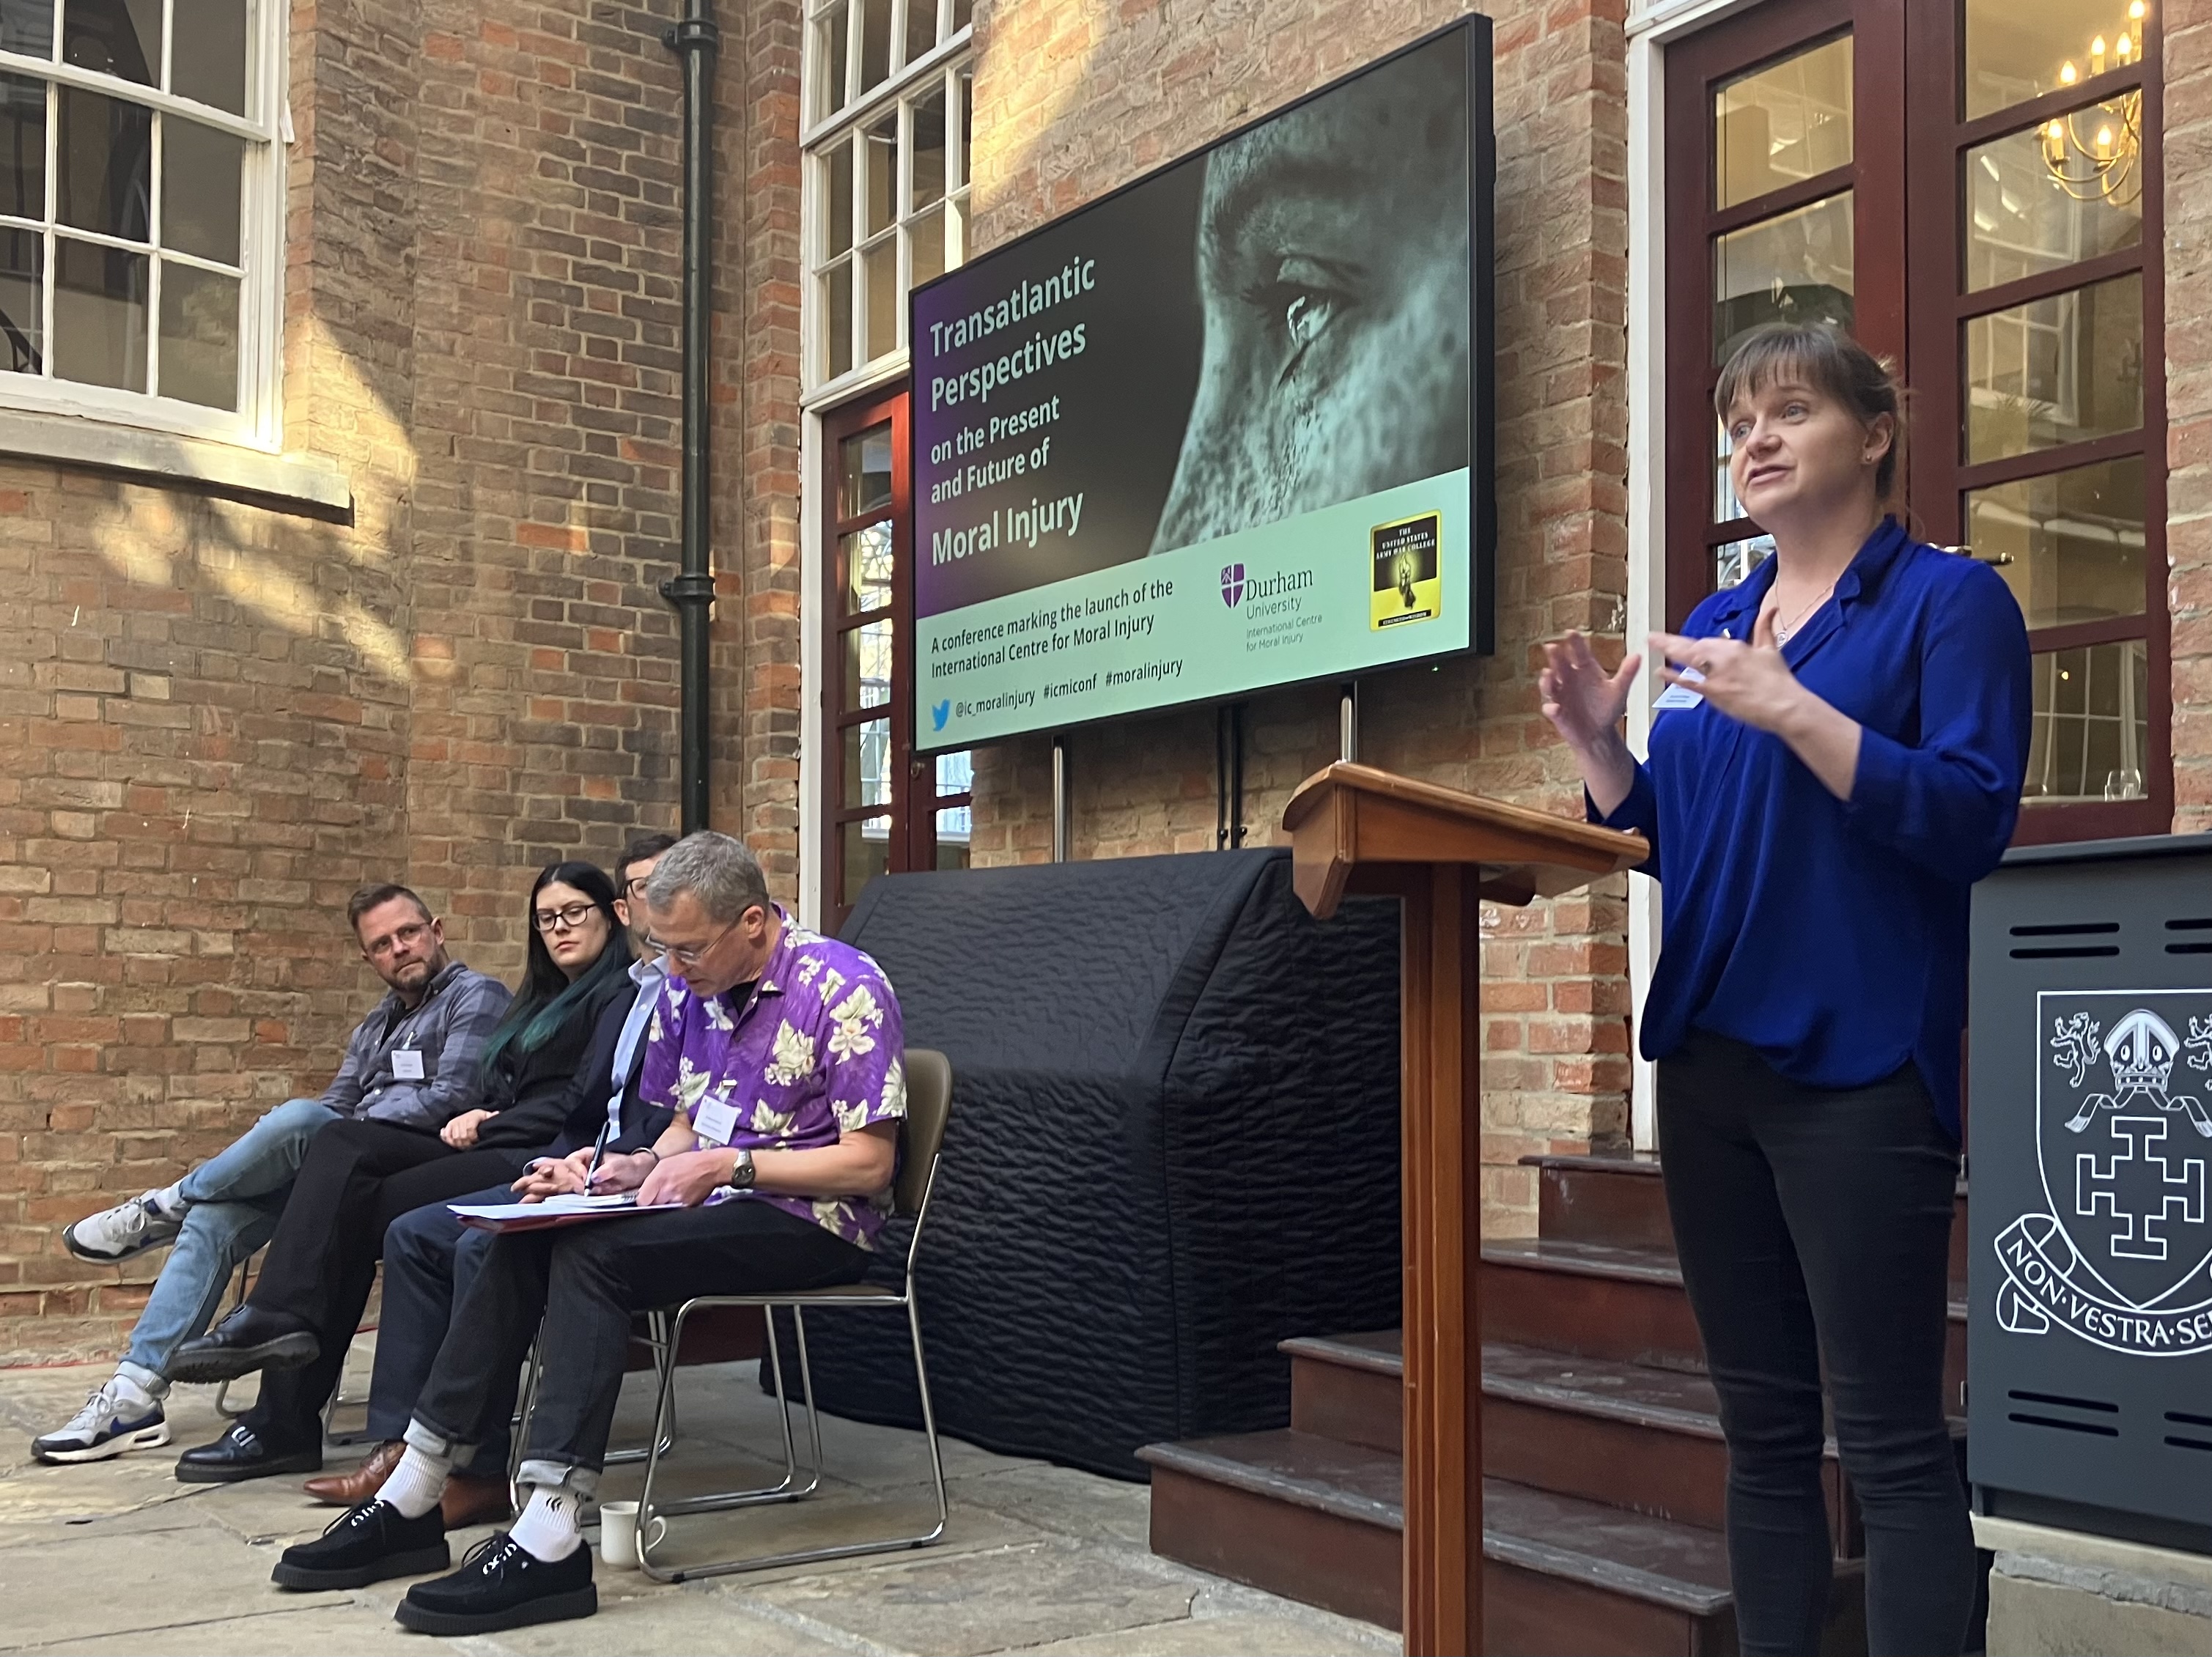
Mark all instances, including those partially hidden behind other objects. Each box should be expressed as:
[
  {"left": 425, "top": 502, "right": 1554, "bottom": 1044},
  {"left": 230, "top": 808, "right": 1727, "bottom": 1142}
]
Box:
[{"left": 791, "top": 846, "right": 1402, "bottom": 1479}]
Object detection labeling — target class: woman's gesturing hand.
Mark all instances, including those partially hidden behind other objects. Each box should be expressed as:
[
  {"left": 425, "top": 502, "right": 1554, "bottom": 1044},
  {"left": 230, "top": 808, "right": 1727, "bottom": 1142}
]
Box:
[
  {"left": 1648, "top": 608, "right": 1804, "bottom": 735},
  {"left": 1539, "top": 631, "right": 1641, "bottom": 754}
]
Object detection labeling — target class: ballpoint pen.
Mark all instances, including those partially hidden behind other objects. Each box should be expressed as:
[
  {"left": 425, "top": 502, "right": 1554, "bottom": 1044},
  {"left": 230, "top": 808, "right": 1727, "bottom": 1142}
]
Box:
[{"left": 583, "top": 1118, "right": 613, "bottom": 1192}]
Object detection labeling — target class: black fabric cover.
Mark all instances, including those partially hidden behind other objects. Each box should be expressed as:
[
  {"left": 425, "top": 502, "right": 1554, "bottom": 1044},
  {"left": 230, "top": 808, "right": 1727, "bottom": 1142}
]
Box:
[{"left": 795, "top": 847, "right": 1401, "bottom": 1479}]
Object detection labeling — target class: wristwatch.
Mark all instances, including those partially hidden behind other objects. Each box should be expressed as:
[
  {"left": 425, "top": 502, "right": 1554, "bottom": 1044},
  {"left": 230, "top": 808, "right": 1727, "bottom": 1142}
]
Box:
[{"left": 726, "top": 1146, "right": 756, "bottom": 1192}]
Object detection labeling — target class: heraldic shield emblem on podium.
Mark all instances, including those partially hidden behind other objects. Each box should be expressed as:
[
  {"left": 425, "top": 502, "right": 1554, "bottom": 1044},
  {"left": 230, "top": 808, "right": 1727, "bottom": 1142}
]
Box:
[{"left": 1995, "top": 989, "right": 2212, "bottom": 1357}]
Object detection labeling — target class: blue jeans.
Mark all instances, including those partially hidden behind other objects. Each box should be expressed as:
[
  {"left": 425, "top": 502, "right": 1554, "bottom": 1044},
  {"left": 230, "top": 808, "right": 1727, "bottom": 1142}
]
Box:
[
  {"left": 117, "top": 1099, "right": 340, "bottom": 1390},
  {"left": 367, "top": 1187, "right": 514, "bottom": 1469}
]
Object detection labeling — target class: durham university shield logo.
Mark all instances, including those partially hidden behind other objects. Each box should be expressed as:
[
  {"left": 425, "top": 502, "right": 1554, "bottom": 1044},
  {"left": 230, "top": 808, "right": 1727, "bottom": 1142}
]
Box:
[{"left": 1994, "top": 989, "right": 2212, "bottom": 1357}]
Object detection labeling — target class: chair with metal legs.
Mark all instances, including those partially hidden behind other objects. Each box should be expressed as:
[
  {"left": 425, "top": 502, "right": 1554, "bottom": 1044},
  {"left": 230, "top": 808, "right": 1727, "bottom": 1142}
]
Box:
[{"left": 631, "top": 1047, "right": 954, "bottom": 1582}]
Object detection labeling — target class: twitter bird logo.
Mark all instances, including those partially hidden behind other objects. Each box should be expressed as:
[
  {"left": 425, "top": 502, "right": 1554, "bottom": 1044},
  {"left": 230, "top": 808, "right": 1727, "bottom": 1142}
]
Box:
[{"left": 931, "top": 699, "right": 951, "bottom": 732}]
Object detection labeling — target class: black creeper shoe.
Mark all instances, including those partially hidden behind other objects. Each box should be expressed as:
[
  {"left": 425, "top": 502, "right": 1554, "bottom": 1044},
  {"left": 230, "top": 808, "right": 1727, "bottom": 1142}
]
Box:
[
  {"left": 271, "top": 1499, "right": 451, "bottom": 1591},
  {"left": 394, "top": 1532, "right": 597, "bottom": 1636}
]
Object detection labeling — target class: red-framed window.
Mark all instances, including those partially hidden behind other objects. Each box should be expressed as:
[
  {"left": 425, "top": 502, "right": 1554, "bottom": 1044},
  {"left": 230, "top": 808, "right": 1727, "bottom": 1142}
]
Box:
[
  {"left": 1667, "top": 0, "right": 2167, "bottom": 841},
  {"left": 820, "top": 386, "right": 974, "bottom": 930}
]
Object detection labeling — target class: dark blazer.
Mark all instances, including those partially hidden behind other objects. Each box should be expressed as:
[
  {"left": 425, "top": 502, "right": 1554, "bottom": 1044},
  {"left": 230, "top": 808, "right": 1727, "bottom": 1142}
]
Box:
[
  {"left": 537, "top": 977, "right": 676, "bottom": 1159},
  {"left": 471, "top": 967, "right": 638, "bottom": 1152}
]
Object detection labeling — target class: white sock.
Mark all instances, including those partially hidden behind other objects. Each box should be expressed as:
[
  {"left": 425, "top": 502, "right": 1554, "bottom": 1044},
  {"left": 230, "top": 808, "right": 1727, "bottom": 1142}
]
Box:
[
  {"left": 148, "top": 1184, "right": 187, "bottom": 1219},
  {"left": 107, "top": 1371, "right": 157, "bottom": 1412},
  {"left": 376, "top": 1444, "right": 452, "bottom": 1520},
  {"left": 508, "top": 1486, "right": 583, "bottom": 1562}
]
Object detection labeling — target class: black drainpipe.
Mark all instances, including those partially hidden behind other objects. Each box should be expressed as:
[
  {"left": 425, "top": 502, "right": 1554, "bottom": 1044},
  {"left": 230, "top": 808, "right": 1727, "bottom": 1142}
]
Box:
[{"left": 662, "top": 0, "right": 718, "bottom": 834}]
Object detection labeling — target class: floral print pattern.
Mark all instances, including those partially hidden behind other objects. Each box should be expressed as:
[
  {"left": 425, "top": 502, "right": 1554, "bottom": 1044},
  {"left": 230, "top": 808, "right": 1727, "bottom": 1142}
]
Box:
[{"left": 637, "top": 911, "right": 907, "bottom": 1249}]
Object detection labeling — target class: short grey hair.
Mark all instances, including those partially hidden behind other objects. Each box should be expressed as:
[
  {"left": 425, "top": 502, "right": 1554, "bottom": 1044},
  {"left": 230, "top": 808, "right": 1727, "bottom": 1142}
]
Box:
[{"left": 644, "top": 831, "right": 772, "bottom": 923}]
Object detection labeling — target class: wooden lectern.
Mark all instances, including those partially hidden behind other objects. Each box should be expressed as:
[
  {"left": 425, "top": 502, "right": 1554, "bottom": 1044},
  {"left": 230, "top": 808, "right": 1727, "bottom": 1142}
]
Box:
[{"left": 1280, "top": 764, "right": 1648, "bottom": 1656}]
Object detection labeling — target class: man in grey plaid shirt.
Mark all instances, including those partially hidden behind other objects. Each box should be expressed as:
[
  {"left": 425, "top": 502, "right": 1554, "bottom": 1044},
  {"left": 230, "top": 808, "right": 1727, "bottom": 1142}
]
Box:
[{"left": 32, "top": 883, "right": 512, "bottom": 1469}]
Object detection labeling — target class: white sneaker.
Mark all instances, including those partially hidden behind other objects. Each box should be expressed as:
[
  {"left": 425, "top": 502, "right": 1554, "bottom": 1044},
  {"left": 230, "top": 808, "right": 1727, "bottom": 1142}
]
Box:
[
  {"left": 64, "top": 1192, "right": 183, "bottom": 1263},
  {"left": 32, "top": 1379, "right": 172, "bottom": 1464}
]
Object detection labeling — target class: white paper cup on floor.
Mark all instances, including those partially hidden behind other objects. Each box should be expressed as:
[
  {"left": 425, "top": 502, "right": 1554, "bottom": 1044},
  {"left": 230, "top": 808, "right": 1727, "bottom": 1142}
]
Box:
[{"left": 598, "top": 1500, "right": 664, "bottom": 1568}]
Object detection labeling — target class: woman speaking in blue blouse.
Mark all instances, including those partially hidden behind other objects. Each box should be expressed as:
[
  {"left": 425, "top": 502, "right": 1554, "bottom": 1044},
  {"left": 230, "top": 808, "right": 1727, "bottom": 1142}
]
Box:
[{"left": 1541, "top": 323, "right": 2031, "bottom": 1657}]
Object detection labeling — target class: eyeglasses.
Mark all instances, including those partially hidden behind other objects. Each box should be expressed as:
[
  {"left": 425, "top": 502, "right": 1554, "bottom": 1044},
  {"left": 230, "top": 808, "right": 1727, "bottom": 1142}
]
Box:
[
  {"left": 531, "top": 901, "right": 600, "bottom": 934},
  {"left": 364, "top": 920, "right": 430, "bottom": 957},
  {"left": 645, "top": 916, "right": 736, "bottom": 970}
]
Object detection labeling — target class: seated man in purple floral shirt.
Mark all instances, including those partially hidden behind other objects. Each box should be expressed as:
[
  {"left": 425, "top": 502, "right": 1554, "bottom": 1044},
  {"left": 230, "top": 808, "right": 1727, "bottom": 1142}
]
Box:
[{"left": 271, "top": 830, "right": 907, "bottom": 1636}]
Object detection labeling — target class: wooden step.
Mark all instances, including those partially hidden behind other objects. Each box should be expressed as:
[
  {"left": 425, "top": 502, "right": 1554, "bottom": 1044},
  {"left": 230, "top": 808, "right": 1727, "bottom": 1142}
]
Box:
[
  {"left": 1481, "top": 1238, "right": 1970, "bottom": 1417},
  {"left": 1285, "top": 1330, "right": 1401, "bottom": 1453},
  {"left": 1138, "top": 1429, "right": 1866, "bottom": 1652},
  {"left": 1524, "top": 1152, "right": 1972, "bottom": 1290},
  {"left": 1286, "top": 1332, "right": 1862, "bottom": 1549}
]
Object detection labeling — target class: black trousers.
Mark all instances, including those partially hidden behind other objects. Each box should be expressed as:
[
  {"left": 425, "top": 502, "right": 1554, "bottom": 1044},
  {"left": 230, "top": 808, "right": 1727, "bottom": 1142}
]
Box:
[
  {"left": 416, "top": 1199, "right": 869, "bottom": 1481},
  {"left": 240, "top": 1118, "right": 529, "bottom": 1445},
  {"left": 1657, "top": 1030, "right": 1972, "bottom": 1657}
]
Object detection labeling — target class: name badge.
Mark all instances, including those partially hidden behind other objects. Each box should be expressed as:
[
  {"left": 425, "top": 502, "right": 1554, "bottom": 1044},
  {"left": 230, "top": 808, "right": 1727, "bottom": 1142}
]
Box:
[
  {"left": 391, "top": 1049, "right": 427, "bottom": 1082},
  {"left": 693, "top": 1095, "right": 740, "bottom": 1148},
  {"left": 1653, "top": 665, "right": 1706, "bottom": 712}
]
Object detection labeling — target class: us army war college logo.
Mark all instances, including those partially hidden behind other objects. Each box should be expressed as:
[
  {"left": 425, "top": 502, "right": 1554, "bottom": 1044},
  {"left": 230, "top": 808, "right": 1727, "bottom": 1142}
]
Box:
[{"left": 1994, "top": 990, "right": 2212, "bottom": 1357}]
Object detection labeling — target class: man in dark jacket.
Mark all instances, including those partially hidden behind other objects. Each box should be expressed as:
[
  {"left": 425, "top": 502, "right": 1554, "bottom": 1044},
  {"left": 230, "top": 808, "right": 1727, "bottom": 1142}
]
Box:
[
  {"left": 32, "top": 885, "right": 509, "bottom": 1467},
  {"left": 295, "top": 833, "right": 679, "bottom": 1527}
]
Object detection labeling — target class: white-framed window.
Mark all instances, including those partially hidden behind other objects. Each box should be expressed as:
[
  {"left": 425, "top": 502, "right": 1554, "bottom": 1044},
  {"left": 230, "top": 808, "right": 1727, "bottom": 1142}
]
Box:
[
  {"left": 804, "top": 0, "right": 971, "bottom": 393},
  {"left": 0, "top": 0, "right": 284, "bottom": 447}
]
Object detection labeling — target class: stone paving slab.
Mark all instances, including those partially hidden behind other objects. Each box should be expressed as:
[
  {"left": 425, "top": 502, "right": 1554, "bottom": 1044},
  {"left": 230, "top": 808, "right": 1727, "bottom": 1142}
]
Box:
[{"left": 0, "top": 1359, "right": 1399, "bottom": 1657}]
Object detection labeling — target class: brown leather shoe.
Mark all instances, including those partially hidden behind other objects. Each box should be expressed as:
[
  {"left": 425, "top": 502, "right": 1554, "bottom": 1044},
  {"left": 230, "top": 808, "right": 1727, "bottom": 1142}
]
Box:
[
  {"left": 301, "top": 1439, "right": 402, "bottom": 1507},
  {"left": 438, "top": 1471, "right": 512, "bottom": 1531}
]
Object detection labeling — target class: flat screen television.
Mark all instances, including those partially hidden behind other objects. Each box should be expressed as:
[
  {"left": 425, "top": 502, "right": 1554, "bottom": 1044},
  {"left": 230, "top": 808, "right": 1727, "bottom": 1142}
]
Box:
[{"left": 910, "top": 18, "right": 1494, "bottom": 752}]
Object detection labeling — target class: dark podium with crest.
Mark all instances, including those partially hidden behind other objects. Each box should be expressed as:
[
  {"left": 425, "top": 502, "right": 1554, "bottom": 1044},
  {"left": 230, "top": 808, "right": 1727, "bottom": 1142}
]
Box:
[{"left": 1969, "top": 833, "right": 2212, "bottom": 1553}]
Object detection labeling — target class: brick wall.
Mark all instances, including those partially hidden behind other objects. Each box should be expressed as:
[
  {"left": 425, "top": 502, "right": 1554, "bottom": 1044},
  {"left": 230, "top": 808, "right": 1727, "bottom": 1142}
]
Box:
[
  {"left": 0, "top": 0, "right": 800, "bottom": 1364},
  {"left": 2169, "top": 6, "right": 2212, "bottom": 830},
  {"left": 962, "top": 0, "right": 1634, "bottom": 1232}
]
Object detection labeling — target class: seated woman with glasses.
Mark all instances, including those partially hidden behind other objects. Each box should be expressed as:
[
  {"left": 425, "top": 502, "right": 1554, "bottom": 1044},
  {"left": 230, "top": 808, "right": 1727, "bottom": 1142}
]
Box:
[{"left": 163, "top": 861, "right": 637, "bottom": 1485}]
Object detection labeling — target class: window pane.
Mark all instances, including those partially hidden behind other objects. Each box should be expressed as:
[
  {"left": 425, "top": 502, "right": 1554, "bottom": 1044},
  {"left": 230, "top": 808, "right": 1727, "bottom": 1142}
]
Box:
[
  {"left": 864, "top": 112, "right": 896, "bottom": 238},
  {"left": 1712, "top": 189, "right": 1853, "bottom": 366},
  {"left": 2024, "top": 638, "right": 2149, "bottom": 803},
  {"left": 822, "top": 259, "right": 852, "bottom": 379},
  {"left": 858, "top": 0, "right": 891, "bottom": 95},
  {"left": 1714, "top": 33, "right": 1853, "bottom": 211},
  {"left": 825, "top": 135, "right": 854, "bottom": 258},
  {"left": 1, "top": 0, "right": 54, "bottom": 59},
  {"left": 59, "top": 88, "right": 151, "bottom": 239},
  {"left": 0, "top": 226, "right": 40, "bottom": 372},
  {"left": 909, "top": 205, "right": 944, "bottom": 287},
  {"left": 815, "top": 0, "right": 849, "bottom": 117},
  {"left": 1712, "top": 533, "right": 1774, "bottom": 594},
  {"left": 842, "top": 617, "right": 893, "bottom": 710},
  {"left": 1714, "top": 418, "right": 1739, "bottom": 523},
  {"left": 162, "top": 119, "right": 243, "bottom": 265},
  {"left": 903, "top": 0, "right": 934, "bottom": 67},
  {"left": 64, "top": 0, "right": 160, "bottom": 84},
  {"left": 934, "top": 748, "right": 971, "bottom": 797},
  {"left": 863, "top": 236, "right": 897, "bottom": 358},
  {"left": 1965, "top": 271, "right": 2142, "bottom": 462},
  {"left": 172, "top": 0, "right": 249, "bottom": 114},
  {"left": 841, "top": 816, "right": 891, "bottom": 907},
  {"left": 952, "top": 0, "right": 970, "bottom": 32},
  {"left": 54, "top": 237, "right": 147, "bottom": 390},
  {"left": 844, "top": 717, "right": 891, "bottom": 809},
  {"left": 957, "top": 67, "right": 971, "bottom": 186},
  {"left": 1966, "top": 97, "right": 2142, "bottom": 292},
  {"left": 0, "top": 73, "right": 45, "bottom": 220},
  {"left": 911, "top": 84, "right": 945, "bottom": 212},
  {"left": 838, "top": 421, "right": 892, "bottom": 517},
  {"left": 1969, "top": 456, "right": 2145, "bottom": 628},
  {"left": 1966, "top": 0, "right": 2148, "bottom": 121},
  {"left": 934, "top": 805, "right": 970, "bottom": 871},
  {"left": 841, "top": 521, "right": 893, "bottom": 613},
  {"left": 157, "top": 259, "right": 235, "bottom": 407}
]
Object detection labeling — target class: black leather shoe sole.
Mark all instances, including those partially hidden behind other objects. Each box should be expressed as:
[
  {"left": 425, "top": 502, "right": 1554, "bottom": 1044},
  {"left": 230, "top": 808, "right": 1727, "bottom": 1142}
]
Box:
[
  {"left": 394, "top": 1584, "right": 597, "bottom": 1636},
  {"left": 166, "top": 1330, "right": 318, "bottom": 1384},
  {"left": 272, "top": 1541, "right": 451, "bottom": 1592},
  {"left": 174, "top": 1447, "right": 322, "bottom": 1484}
]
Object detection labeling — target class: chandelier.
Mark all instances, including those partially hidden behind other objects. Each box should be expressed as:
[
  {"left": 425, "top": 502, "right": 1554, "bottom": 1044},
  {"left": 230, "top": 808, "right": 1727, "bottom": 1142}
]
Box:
[{"left": 2040, "top": 1, "right": 2146, "bottom": 206}]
